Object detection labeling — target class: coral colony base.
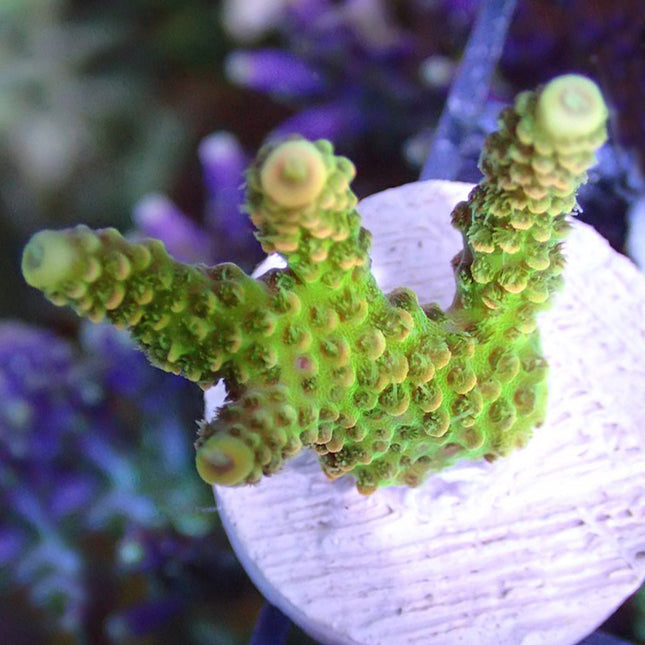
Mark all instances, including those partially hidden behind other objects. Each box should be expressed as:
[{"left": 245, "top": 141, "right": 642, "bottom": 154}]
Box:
[{"left": 23, "top": 75, "right": 608, "bottom": 495}]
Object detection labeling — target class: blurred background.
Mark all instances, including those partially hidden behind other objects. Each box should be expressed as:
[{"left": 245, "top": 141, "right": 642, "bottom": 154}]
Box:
[{"left": 1, "top": 0, "right": 644, "bottom": 643}]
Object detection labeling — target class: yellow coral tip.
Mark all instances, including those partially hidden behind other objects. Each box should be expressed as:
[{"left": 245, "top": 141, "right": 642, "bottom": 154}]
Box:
[
  {"left": 537, "top": 74, "right": 608, "bottom": 140},
  {"left": 22, "top": 230, "right": 77, "bottom": 289},
  {"left": 260, "top": 139, "right": 327, "bottom": 208},
  {"left": 195, "top": 434, "right": 254, "bottom": 486}
]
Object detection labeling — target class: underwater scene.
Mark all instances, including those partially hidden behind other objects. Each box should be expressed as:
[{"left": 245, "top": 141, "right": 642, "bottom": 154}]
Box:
[{"left": 2, "top": 1, "right": 644, "bottom": 643}]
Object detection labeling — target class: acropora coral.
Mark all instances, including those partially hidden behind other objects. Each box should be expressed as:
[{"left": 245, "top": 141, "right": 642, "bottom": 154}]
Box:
[{"left": 22, "top": 74, "right": 608, "bottom": 494}]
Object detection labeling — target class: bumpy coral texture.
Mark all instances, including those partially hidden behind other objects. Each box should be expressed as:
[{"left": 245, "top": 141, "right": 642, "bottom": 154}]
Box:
[{"left": 22, "top": 75, "right": 607, "bottom": 494}]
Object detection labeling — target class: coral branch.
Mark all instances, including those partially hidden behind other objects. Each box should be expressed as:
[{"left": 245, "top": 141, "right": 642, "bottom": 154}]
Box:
[
  {"left": 450, "top": 75, "right": 607, "bottom": 324},
  {"left": 23, "top": 75, "right": 608, "bottom": 494},
  {"left": 22, "top": 225, "right": 271, "bottom": 388}
]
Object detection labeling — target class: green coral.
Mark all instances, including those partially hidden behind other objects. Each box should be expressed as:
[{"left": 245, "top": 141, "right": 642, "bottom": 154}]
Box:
[{"left": 22, "top": 74, "right": 608, "bottom": 494}]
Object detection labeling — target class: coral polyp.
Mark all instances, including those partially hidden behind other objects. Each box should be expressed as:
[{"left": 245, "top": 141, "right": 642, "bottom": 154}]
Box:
[{"left": 23, "top": 75, "right": 608, "bottom": 494}]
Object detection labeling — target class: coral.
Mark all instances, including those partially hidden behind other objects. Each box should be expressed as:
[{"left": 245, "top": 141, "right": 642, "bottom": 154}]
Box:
[
  {"left": 501, "top": 0, "right": 645, "bottom": 255},
  {"left": 22, "top": 75, "right": 608, "bottom": 494},
  {"left": 0, "top": 320, "right": 249, "bottom": 641}
]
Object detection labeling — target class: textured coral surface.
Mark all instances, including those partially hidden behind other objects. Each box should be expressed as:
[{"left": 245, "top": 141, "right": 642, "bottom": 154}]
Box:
[{"left": 22, "top": 75, "right": 607, "bottom": 494}]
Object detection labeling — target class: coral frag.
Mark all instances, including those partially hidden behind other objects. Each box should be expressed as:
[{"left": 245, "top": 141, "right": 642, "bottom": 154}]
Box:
[{"left": 23, "top": 75, "right": 607, "bottom": 494}]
